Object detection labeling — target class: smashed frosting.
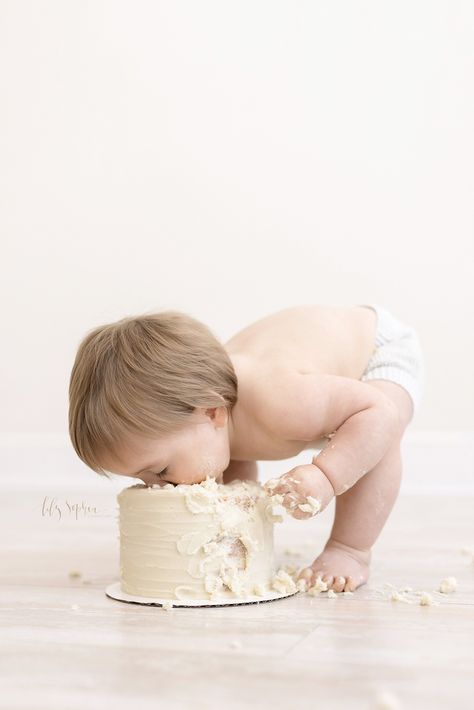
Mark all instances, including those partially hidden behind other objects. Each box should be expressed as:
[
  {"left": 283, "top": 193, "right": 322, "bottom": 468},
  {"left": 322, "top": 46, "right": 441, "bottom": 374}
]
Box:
[
  {"left": 263, "top": 478, "right": 322, "bottom": 518},
  {"left": 270, "top": 569, "right": 297, "bottom": 594},
  {"left": 297, "top": 495, "right": 322, "bottom": 515},
  {"left": 117, "top": 477, "right": 280, "bottom": 601},
  {"left": 265, "top": 493, "right": 285, "bottom": 522},
  {"left": 308, "top": 576, "right": 328, "bottom": 595}
]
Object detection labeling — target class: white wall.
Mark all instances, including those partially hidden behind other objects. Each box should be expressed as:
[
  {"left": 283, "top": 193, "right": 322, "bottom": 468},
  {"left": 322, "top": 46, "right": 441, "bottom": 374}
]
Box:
[{"left": 1, "top": 0, "right": 473, "bottom": 464}]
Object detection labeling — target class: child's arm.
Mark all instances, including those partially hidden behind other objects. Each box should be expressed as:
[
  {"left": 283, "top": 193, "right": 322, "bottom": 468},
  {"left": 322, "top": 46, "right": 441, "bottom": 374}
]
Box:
[
  {"left": 260, "top": 372, "right": 399, "bottom": 508},
  {"left": 311, "top": 382, "right": 399, "bottom": 494}
]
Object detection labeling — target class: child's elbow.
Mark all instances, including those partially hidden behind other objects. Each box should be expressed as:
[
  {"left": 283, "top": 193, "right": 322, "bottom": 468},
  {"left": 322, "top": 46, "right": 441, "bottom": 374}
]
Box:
[{"left": 378, "top": 397, "right": 402, "bottom": 439}]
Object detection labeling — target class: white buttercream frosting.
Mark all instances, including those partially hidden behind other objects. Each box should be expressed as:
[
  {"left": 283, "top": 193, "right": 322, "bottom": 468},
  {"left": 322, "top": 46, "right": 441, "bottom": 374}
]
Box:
[
  {"left": 298, "top": 495, "right": 322, "bottom": 515},
  {"left": 117, "top": 477, "right": 277, "bottom": 601}
]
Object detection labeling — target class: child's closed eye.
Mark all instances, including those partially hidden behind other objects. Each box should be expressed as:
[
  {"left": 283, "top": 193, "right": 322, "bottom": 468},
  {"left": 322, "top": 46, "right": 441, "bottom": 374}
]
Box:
[{"left": 152, "top": 469, "right": 168, "bottom": 478}]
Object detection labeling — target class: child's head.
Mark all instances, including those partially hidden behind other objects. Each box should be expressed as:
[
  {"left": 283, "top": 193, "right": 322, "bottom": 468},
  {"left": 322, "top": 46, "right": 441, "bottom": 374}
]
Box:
[{"left": 68, "top": 310, "right": 238, "bottom": 485}]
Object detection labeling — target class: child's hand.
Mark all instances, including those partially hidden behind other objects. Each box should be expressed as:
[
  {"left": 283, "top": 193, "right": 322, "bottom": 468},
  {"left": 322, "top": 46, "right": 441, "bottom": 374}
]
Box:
[{"left": 263, "top": 463, "right": 335, "bottom": 520}]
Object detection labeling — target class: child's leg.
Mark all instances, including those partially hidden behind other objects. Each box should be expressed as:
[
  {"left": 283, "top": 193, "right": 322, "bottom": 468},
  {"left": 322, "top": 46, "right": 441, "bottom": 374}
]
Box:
[
  {"left": 328, "top": 435, "right": 403, "bottom": 554},
  {"left": 299, "top": 434, "right": 403, "bottom": 592},
  {"left": 299, "top": 380, "right": 413, "bottom": 593}
]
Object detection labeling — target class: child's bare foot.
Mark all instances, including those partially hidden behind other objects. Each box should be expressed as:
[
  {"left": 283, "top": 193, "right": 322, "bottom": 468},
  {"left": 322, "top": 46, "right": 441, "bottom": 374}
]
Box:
[
  {"left": 264, "top": 463, "right": 335, "bottom": 519},
  {"left": 298, "top": 538, "right": 371, "bottom": 593}
]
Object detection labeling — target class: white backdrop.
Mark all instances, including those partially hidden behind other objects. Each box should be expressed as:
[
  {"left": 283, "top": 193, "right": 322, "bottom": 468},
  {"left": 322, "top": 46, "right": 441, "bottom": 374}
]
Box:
[{"left": 1, "top": 1, "right": 473, "bottom": 470}]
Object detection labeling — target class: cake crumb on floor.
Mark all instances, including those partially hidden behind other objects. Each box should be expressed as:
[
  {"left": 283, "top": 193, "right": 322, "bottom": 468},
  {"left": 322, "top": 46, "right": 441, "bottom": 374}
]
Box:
[
  {"left": 372, "top": 689, "right": 402, "bottom": 709},
  {"left": 296, "top": 578, "right": 308, "bottom": 592},
  {"left": 271, "top": 569, "right": 297, "bottom": 594},
  {"left": 419, "top": 592, "right": 438, "bottom": 606},
  {"left": 438, "top": 576, "right": 457, "bottom": 593},
  {"left": 390, "top": 590, "right": 412, "bottom": 604},
  {"left": 379, "top": 581, "right": 446, "bottom": 606}
]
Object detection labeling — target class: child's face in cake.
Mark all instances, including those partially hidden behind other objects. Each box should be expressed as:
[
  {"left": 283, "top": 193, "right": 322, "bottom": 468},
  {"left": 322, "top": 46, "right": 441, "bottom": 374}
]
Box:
[{"left": 104, "top": 406, "right": 233, "bottom": 486}]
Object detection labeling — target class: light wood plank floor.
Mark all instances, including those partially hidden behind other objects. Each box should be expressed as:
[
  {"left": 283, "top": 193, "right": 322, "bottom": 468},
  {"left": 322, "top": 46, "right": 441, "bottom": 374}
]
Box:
[{"left": 1, "top": 485, "right": 473, "bottom": 710}]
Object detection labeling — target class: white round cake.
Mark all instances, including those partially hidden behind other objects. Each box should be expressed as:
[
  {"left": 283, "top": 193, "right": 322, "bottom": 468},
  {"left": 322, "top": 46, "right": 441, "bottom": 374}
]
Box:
[{"left": 117, "top": 477, "right": 293, "bottom": 602}]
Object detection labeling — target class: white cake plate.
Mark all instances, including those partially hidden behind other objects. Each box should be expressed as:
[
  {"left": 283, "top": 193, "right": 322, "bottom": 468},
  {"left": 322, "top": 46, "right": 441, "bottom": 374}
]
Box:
[{"left": 105, "top": 581, "right": 299, "bottom": 608}]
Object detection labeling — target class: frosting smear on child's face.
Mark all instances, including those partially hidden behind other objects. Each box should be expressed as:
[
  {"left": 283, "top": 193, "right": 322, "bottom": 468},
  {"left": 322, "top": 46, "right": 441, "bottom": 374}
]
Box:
[{"left": 103, "top": 406, "right": 233, "bottom": 487}]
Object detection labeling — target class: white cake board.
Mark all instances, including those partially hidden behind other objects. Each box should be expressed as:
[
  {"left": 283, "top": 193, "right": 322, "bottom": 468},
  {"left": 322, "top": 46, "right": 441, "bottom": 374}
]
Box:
[{"left": 105, "top": 581, "right": 299, "bottom": 608}]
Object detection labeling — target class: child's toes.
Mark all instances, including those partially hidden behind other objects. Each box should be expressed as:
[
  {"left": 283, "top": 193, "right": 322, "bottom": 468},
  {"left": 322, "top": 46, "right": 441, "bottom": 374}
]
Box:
[
  {"left": 332, "top": 576, "right": 346, "bottom": 592},
  {"left": 321, "top": 574, "right": 334, "bottom": 589},
  {"left": 344, "top": 576, "right": 357, "bottom": 592},
  {"left": 297, "top": 567, "right": 314, "bottom": 585}
]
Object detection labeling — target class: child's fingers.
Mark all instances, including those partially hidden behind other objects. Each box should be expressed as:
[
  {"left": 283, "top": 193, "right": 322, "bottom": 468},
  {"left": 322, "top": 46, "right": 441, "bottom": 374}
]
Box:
[
  {"left": 264, "top": 475, "right": 293, "bottom": 497},
  {"left": 264, "top": 472, "right": 314, "bottom": 519},
  {"left": 263, "top": 476, "right": 285, "bottom": 493},
  {"left": 287, "top": 505, "right": 313, "bottom": 520}
]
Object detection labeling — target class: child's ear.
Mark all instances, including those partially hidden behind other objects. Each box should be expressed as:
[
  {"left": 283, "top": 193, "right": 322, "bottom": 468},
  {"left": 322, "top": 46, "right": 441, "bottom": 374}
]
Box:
[{"left": 205, "top": 406, "right": 227, "bottom": 426}]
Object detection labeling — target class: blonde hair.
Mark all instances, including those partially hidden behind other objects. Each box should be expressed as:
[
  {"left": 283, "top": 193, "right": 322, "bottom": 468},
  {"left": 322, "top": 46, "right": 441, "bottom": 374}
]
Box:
[{"left": 68, "top": 310, "right": 238, "bottom": 478}]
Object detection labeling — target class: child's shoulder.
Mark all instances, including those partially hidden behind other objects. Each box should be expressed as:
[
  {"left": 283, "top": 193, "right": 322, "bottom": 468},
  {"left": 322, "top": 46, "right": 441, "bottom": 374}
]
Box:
[
  {"left": 224, "top": 304, "right": 377, "bottom": 382},
  {"left": 236, "top": 358, "right": 396, "bottom": 449}
]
